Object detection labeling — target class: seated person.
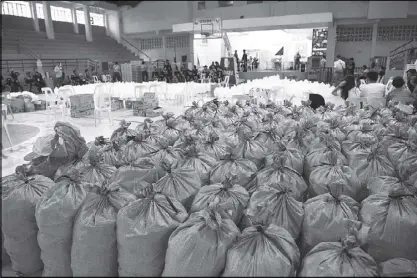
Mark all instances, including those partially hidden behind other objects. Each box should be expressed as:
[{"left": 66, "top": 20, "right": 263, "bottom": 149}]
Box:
[
  {"left": 408, "top": 74, "right": 416, "bottom": 94},
  {"left": 192, "top": 66, "right": 199, "bottom": 82},
  {"left": 33, "top": 69, "right": 46, "bottom": 92},
  {"left": 8, "top": 71, "right": 23, "bottom": 92},
  {"left": 331, "top": 75, "right": 358, "bottom": 101},
  {"left": 202, "top": 65, "right": 210, "bottom": 80},
  {"left": 24, "top": 72, "right": 35, "bottom": 92},
  {"left": 359, "top": 71, "right": 386, "bottom": 107},
  {"left": 406, "top": 69, "right": 417, "bottom": 92},
  {"left": 386, "top": 76, "right": 414, "bottom": 105}
]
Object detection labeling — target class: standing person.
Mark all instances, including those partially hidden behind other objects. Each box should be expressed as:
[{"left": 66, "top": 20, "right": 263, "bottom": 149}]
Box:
[
  {"left": 333, "top": 55, "right": 346, "bottom": 86},
  {"left": 54, "top": 62, "right": 63, "bottom": 87},
  {"left": 192, "top": 65, "right": 199, "bottom": 82},
  {"left": 408, "top": 74, "right": 416, "bottom": 93},
  {"left": 320, "top": 55, "right": 327, "bottom": 68},
  {"left": 113, "top": 62, "right": 122, "bottom": 82},
  {"left": 33, "top": 68, "right": 46, "bottom": 92},
  {"left": 406, "top": 69, "right": 417, "bottom": 91},
  {"left": 234, "top": 50, "right": 240, "bottom": 72},
  {"left": 209, "top": 62, "right": 215, "bottom": 71},
  {"left": 141, "top": 61, "right": 148, "bottom": 82},
  {"left": 164, "top": 60, "right": 173, "bottom": 83},
  {"left": 242, "top": 50, "right": 248, "bottom": 72},
  {"left": 359, "top": 71, "right": 386, "bottom": 107},
  {"left": 248, "top": 56, "right": 253, "bottom": 71},
  {"left": 377, "top": 66, "right": 386, "bottom": 84},
  {"left": 346, "top": 58, "right": 355, "bottom": 76},
  {"left": 294, "top": 52, "right": 301, "bottom": 71}
]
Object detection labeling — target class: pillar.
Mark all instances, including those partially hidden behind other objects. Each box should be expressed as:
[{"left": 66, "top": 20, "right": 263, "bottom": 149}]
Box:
[
  {"left": 162, "top": 36, "right": 167, "bottom": 59},
  {"left": 83, "top": 4, "right": 92, "bottom": 42},
  {"left": 71, "top": 4, "right": 79, "bottom": 34},
  {"left": 326, "top": 24, "right": 337, "bottom": 67},
  {"left": 104, "top": 13, "right": 110, "bottom": 36},
  {"left": 42, "top": 1, "right": 55, "bottom": 39},
  {"left": 370, "top": 20, "right": 379, "bottom": 59},
  {"left": 29, "top": 1, "right": 40, "bottom": 32},
  {"left": 189, "top": 34, "right": 194, "bottom": 66}
]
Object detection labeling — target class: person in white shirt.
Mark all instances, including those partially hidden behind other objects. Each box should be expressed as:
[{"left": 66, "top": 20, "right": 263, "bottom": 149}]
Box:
[
  {"left": 54, "top": 62, "right": 63, "bottom": 87},
  {"left": 359, "top": 71, "right": 386, "bottom": 108},
  {"left": 333, "top": 55, "right": 346, "bottom": 86},
  {"left": 386, "top": 76, "right": 414, "bottom": 105}
]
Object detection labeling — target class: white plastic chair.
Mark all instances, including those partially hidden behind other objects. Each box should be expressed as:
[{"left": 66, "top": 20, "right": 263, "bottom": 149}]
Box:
[
  {"left": 92, "top": 75, "right": 99, "bottom": 83},
  {"left": 149, "top": 83, "right": 166, "bottom": 103},
  {"left": 93, "top": 83, "right": 113, "bottom": 127},
  {"left": 134, "top": 84, "right": 148, "bottom": 99},
  {"left": 57, "top": 86, "right": 74, "bottom": 120},
  {"left": 221, "top": 76, "right": 230, "bottom": 88},
  {"left": 42, "top": 87, "right": 60, "bottom": 122},
  {"left": 2, "top": 104, "right": 13, "bottom": 150},
  {"left": 1, "top": 90, "right": 14, "bottom": 120}
]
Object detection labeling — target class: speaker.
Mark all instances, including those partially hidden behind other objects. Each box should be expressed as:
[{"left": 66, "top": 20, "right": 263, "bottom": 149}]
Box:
[
  {"left": 181, "top": 55, "right": 187, "bottom": 63},
  {"left": 300, "top": 63, "right": 306, "bottom": 72}
]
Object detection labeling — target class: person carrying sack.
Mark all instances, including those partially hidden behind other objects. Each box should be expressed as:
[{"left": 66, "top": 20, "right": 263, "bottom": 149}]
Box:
[{"left": 333, "top": 55, "right": 346, "bottom": 86}]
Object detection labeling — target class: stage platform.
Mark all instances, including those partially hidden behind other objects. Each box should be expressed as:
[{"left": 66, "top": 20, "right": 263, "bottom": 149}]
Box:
[{"left": 239, "top": 70, "right": 307, "bottom": 81}]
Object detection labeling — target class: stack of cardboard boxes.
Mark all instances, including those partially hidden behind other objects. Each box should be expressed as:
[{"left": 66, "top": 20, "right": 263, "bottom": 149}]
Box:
[
  {"left": 70, "top": 94, "right": 95, "bottom": 118},
  {"left": 132, "top": 92, "right": 163, "bottom": 117}
]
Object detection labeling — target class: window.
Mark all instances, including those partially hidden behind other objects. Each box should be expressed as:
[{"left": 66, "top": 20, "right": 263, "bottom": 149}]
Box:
[
  {"left": 377, "top": 25, "right": 417, "bottom": 41},
  {"left": 165, "top": 35, "right": 190, "bottom": 48},
  {"left": 198, "top": 1, "right": 206, "bottom": 10},
  {"left": 140, "top": 37, "right": 163, "bottom": 50},
  {"left": 2, "top": 1, "right": 104, "bottom": 26},
  {"left": 1, "top": 1, "right": 31, "bottom": 18},
  {"left": 336, "top": 26, "right": 372, "bottom": 42},
  {"left": 247, "top": 1, "right": 263, "bottom": 4},
  {"left": 218, "top": 1, "right": 234, "bottom": 7}
]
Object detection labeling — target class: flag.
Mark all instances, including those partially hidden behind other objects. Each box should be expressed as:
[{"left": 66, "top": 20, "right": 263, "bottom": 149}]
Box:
[
  {"left": 275, "top": 47, "right": 284, "bottom": 56},
  {"left": 197, "top": 55, "right": 200, "bottom": 67}
]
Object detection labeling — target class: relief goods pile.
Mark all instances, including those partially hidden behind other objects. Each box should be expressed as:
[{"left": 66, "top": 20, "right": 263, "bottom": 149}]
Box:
[{"left": 2, "top": 98, "right": 417, "bottom": 277}]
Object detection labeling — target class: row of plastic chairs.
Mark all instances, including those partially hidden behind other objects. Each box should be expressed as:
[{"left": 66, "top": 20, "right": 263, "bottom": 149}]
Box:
[{"left": 41, "top": 83, "right": 113, "bottom": 127}]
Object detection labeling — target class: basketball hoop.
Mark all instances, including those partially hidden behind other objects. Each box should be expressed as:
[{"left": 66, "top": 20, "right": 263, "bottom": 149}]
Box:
[{"left": 193, "top": 18, "right": 222, "bottom": 40}]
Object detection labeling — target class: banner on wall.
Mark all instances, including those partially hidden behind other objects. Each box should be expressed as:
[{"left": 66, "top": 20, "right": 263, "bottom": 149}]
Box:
[{"left": 220, "top": 56, "right": 238, "bottom": 86}]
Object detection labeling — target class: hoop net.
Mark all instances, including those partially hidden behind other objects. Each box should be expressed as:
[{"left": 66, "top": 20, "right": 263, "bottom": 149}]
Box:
[{"left": 193, "top": 18, "right": 222, "bottom": 40}]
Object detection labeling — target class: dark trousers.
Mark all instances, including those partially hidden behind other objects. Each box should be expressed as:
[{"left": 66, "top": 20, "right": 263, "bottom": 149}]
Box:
[
  {"left": 141, "top": 71, "right": 148, "bottom": 82},
  {"left": 243, "top": 61, "right": 248, "bottom": 72},
  {"left": 113, "top": 72, "right": 122, "bottom": 82}
]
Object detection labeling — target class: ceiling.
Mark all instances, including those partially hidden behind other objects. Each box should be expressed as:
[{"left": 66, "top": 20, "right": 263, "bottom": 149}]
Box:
[{"left": 104, "top": 1, "right": 141, "bottom": 7}]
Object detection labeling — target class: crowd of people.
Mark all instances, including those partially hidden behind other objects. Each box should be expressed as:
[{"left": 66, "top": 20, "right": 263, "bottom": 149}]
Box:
[
  {"left": 331, "top": 53, "right": 417, "bottom": 108},
  {"left": 233, "top": 50, "right": 259, "bottom": 72},
  {"left": 149, "top": 59, "right": 227, "bottom": 84}
]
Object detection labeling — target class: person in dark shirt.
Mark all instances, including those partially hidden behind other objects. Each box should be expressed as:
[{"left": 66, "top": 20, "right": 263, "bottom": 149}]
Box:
[
  {"left": 33, "top": 68, "right": 46, "bottom": 92},
  {"left": 242, "top": 50, "right": 248, "bottom": 72},
  {"left": 192, "top": 65, "right": 199, "bottom": 82},
  {"left": 24, "top": 72, "right": 35, "bottom": 92},
  {"left": 202, "top": 65, "right": 210, "bottom": 80},
  {"left": 164, "top": 60, "right": 173, "bottom": 83},
  {"left": 209, "top": 62, "right": 215, "bottom": 71},
  {"left": 346, "top": 58, "right": 355, "bottom": 76},
  {"left": 294, "top": 52, "right": 301, "bottom": 71},
  {"left": 9, "top": 70, "right": 23, "bottom": 92},
  {"left": 406, "top": 69, "right": 417, "bottom": 92},
  {"left": 234, "top": 50, "right": 240, "bottom": 72}
]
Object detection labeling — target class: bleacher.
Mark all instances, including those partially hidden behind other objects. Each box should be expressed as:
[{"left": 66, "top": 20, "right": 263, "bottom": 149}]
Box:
[{"left": 2, "top": 28, "right": 137, "bottom": 62}]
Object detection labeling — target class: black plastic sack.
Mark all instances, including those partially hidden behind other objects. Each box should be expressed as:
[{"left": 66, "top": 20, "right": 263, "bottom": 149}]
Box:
[
  {"left": 264, "top": 141, "right": 304, "bottom": 175},
  {"left": 256, "top": 156, "right": 307, "bottom": 201},
  {"left": 239, "top": 185, "right": 304, "bottom": 239},
  {"left": 308, "top": 153, "right": 362, "bottom": 201},
  {"left": 173, "top": 132, "right": 200, "bottom": 149},
  {"left": 179, "top": 145, "right": 217, "bottom": 185},
  {"left": 298, "top": 237, "right": 378, "bottom": 276},
  {"left": 342, "top": 135, "right": 379, "bottom": 163},
  {"left": 254, "top": 126, "right": 284, "bottom": 150},
  {"left": 2, "top": 166, "right": 55, "bottom": 275},
  {"left": 378, "top": 258, "right": 417, "bottom": 277},
  {"left": 197, "top": 132, "right": 228, "bottom": 161},
  {"left": 110, "top": 120, "right": 137, "bottom": 146},
  {"left": 151, "top": 139, "right": 183, "bottom": 165},
  {"left": 350, "top": 145, "right": 396, "bottom": 186},
  {"left": 135, "top": 118, "right": 160, "bottom": 134},
  {"left": 35, "top": 169, "right": 90, "bottom": 277},
  {"left": 210, "top": 151, "right": 258, "bottom": 189},
  {"left": 117, "top": 184, "right": 188, "bottom": 277},
  {"left": 191, "top": 175, "right": 249, "bottom": 225},
  {"left": 123, "top": 133, "right": 159, "bottom": 161},
  {"left": 221, "top": 224, "right": 299, "bottom": 277},
  {"left": 284, "top": 122, "right": 317, "bottom": 154},
  {"left": 233, "top": 132, "right": 268, "bottom": 169},
  {"left": 54, "top": 121, "right": 88, "bottom": 162},
  {"left": 71, "top": 182, "right": 136, "bottom": 277},
  {"left": 300, "top": 183, "right": 360, "bottom": 256},
  {"left": 360, "top": 186, "right": 417, "bottom": 263},
  {"left": 159, "top": 118, "right": 182, "bottom": 145},
  {"left": 111, "top": 157, "right": 166, "bottom": 193},
  {"left": 154, "top": 160, "right": 202, "bottom": 210},
  {"left": 387, "top": 131, "right": 417, "bottom": 165},
  {"left": 162, "top": 203, "right": 240, "bottom": 277}
]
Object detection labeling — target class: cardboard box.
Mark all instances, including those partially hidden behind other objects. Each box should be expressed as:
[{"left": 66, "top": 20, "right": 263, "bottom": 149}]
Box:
[
  {"left": 34, "top": 100, "right": 47, "bottom": 111},
  {"left": 145, "top": 107, "right": 163, "bottom": 118},
  {"left": 111, "top": 97, "right": 123, "bottom": 111},
  {"left": 133, "top": 109, "right": 146, "bottom": 117},
  {"left": 71, "top": 109, "right": 94, "bottom": 118}
]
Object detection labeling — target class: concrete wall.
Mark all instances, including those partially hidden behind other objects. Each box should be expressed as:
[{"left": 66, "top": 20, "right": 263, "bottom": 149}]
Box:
[
  {"left": 335, "top": 40, "right": 411, "bottom": 67},
  {"left": 121, "top": 1, "right": 192, "bottom": 34},
  {"left": 107, "top": 11, "right": 121, "bottom": 42}
]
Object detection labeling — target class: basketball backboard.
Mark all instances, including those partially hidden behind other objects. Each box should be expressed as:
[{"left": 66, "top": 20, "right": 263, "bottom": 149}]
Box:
[{"left": 193, "top": 18, "right": 222, "bottom": 39}]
